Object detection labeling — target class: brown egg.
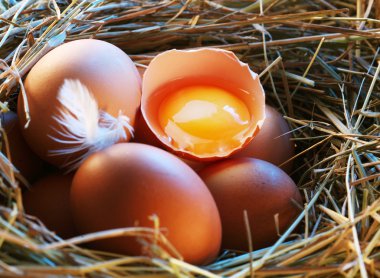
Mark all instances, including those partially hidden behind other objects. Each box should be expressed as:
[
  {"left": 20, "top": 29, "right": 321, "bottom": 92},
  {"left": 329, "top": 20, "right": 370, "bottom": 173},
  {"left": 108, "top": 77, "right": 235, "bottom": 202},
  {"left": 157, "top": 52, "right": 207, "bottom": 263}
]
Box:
[
  {"left": 232, "top": 105, "right": 294, "bottom": 172},
  {"left": 199, "top": 158, "right": 302, "bottom": 251},
  {"left": 1, "top": 111, "right": 46, "bottom": 182},
  {"left": 23, "top": 173, "right": 76, "bottom": 238},
  {"left": 141, "top": 48, "right": 265, "bottom": 161},
  {"left": 133, "top": 109, "right": 162, "bottom": 148},
  {"left": 18, "top": 39, "right": 141, "bottom": 168},
  {"left": 71, "top": 143, "right": 221, "bottom": 265}
]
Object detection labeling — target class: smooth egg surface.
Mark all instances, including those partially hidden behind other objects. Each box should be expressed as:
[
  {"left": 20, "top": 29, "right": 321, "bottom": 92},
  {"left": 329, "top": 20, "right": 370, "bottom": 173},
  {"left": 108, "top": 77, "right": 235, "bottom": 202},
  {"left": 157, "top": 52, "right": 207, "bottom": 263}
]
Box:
[
  {"left": 23, "top": 173, "right": 76, "bottom": 238},
  {"left": 18, "top": 39, "right": 141, "bottom": 167},
  {"left": 232, "top": 105, "right": 294, "bottom": 172},
  {"left": 1, "top": 111, "right": 46, "bottom": 182},
  {"left": 71, "top": 143, "right": 221, "bottom": 265},
  {"left": 199, "top": 158, "right": 302, "bottom": 251}
]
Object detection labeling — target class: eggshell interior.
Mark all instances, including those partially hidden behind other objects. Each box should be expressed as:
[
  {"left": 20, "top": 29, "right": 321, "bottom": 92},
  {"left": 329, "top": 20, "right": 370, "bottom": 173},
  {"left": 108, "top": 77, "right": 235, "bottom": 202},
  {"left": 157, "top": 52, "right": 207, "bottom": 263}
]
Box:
[{"left": 141, "top": 48, "right": 265, "bottom": 161}]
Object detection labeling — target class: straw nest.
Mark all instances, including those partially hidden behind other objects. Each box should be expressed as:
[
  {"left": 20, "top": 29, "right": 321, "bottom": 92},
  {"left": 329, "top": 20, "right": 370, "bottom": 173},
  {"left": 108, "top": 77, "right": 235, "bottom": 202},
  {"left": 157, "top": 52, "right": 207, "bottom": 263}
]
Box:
[{"left": 0, "top": 0, "right": 379, "bottom": 277}]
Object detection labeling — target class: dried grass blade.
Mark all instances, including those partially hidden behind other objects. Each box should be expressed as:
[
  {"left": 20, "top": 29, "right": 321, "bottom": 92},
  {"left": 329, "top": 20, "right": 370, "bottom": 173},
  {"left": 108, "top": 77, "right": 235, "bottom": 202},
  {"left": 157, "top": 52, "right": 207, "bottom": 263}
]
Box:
[{"left": 318, "top": 205, "right": 348, "bottom": 225}]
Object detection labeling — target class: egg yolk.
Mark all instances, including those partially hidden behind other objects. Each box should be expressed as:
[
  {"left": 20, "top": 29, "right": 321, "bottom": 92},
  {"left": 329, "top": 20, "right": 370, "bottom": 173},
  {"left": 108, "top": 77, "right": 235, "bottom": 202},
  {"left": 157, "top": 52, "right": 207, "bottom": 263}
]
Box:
[{"left": 158, "top": 85, "right": 250, "bottom": 156}]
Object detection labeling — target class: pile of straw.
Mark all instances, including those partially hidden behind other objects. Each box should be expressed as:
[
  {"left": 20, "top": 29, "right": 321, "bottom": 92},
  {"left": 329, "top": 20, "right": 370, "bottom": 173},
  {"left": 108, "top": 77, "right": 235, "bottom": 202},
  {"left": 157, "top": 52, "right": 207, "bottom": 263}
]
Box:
[{"left": 0, "top": 0, "right": 379, "bottom": 276}]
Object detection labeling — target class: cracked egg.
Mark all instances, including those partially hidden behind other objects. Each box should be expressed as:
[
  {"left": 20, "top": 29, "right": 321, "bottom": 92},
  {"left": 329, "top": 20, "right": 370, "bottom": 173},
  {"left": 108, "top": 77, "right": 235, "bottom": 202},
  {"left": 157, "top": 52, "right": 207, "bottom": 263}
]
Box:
[{"left": 141, "top": 48, "right": 266, "bottom": 161}]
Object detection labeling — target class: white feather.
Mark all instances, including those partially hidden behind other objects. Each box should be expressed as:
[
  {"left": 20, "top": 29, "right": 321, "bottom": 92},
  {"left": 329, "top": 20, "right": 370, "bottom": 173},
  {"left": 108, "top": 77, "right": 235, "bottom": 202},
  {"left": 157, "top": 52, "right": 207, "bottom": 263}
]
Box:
[{"left": 49, "top": 79, "right": 134, "bottom": 170}]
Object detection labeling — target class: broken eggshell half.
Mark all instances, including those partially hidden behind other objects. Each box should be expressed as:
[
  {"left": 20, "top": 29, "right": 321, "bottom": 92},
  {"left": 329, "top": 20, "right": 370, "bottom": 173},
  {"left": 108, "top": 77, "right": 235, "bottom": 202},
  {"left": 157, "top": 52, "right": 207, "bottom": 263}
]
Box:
[{"left": 141, "top": 48, "right": 266, "bottom": 161}]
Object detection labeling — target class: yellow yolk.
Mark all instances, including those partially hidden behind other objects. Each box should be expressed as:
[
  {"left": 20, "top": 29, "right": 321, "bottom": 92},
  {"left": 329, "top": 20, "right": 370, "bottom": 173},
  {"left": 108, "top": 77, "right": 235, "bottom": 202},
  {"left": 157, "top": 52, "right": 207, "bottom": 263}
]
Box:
[{"left": 158, "top": 85, "right": 250, "bottom": 156}]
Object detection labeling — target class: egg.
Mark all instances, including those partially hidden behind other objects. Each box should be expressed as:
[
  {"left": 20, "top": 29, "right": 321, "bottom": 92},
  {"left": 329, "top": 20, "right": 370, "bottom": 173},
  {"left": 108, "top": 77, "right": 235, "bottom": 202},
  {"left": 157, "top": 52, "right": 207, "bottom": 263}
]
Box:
[
  {"left": 1, "top": 111, "right": 46, "bottom": 182},
  {"left": 133, "top": 109, "right": 162, "bottom": 148},
  {"left": 141, "top": 48, "right": 265, "bottom": 161},
  {"left": 71, "top": 143, "right": 221, "bottom": 265},
  {"left": 23, "top": 173, "right": 76, "bottom": 238},
  {"left": 18, "top": 39, "right": 141, "bottom": 169},
  {"left": 232, "top": 105, "right": 295, "bottom": 172},
  {"left": 199, "top": 158, "right": 302, "bottom": 251}
]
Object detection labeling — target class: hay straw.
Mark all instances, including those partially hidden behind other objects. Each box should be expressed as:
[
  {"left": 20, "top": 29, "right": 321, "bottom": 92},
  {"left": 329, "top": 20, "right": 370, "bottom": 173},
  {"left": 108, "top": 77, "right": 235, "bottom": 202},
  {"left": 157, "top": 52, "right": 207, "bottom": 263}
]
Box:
[{"left": 0, "top": 0, "right": 379, "bottom": 276}]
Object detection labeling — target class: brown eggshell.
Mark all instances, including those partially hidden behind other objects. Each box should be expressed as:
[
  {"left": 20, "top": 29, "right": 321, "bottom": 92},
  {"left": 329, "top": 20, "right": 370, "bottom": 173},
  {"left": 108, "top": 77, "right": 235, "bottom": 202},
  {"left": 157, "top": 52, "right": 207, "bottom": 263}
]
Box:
[
  {"left": 133, "top": 110, "right": 162, "bottom": 148},
  {"left": 71, "top": 143, "right": 221, "bottom": 265},
  {"left": 141, "top": 48, "right": 265, "bottom": 161},
  {"left": 1, "top": 111, "right": 46, "bottom": 182},
  {"left": 133, "top": 111, "right": 210, "bottom": 172},
  {"left": 23, "top": 173, "right": 76, "bottom": 238},
  {"left": 18, "top": 39, "right": 141, "bottom": 167},
  {"left": 199, "top": 158, "right": 302, "bottom": 251},
  {"left": 232, "top": 105, "right": 295, "bottom": 172},
  {"left": 133, "top": 112, "right": 210, "bottom": 173}
]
